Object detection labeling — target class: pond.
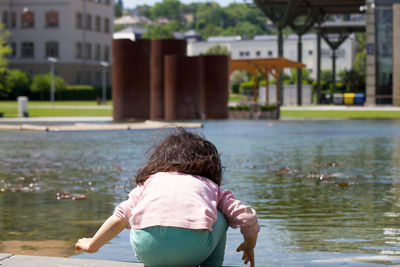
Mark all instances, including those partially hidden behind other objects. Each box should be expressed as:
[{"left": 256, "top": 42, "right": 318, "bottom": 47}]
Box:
[{"left": 1, "top": 120, "right": 400, "bottom": 266}]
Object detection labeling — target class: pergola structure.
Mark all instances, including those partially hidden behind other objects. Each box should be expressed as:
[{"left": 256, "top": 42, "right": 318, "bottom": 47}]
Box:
[
  {"left": 251, "top": 0, "right": 366, "bottom": 105},
  {"left": 231, "top": 58, "right": 305, "bottom": 111}
]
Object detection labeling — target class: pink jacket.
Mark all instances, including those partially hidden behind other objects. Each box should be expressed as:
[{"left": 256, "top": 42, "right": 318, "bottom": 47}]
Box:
[{"left": 113, "top": 172, "right": 260, "bottom": 237}]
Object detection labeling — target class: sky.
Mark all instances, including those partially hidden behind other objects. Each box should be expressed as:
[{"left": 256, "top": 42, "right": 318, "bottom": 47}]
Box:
[{"left": 123, "top": 0, "right": 240, "bottom": 8}]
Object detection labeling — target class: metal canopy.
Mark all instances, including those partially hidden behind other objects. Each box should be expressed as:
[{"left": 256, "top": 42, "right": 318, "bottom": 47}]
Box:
[
  {"left": 319, "top": 21, "right": 366, "bottom": 33},
  {"left": 253, "top": 0, "right": 366, "bottom": 15}
]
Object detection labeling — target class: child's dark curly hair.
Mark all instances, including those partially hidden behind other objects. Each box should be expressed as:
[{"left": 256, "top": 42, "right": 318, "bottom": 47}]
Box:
[{"left": 136, "top": 128, "right": 223, "bottom": 186}]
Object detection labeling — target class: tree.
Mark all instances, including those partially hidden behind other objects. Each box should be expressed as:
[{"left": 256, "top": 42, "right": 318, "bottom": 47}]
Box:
[
  {"left": 114, "top": 0, "right": 124, "bottom": 18},
  {"left": 151, "top": 0, "right": 182, "bottom": 21},
  {"left": 204, "top": 45, "right": 231, "bottom": 56},
  {"left": 199, "top": 24, "right": 224, "bottom": 40},
  {"left": 142, "top": 25, "right": 174, "bottom": 39},
  {"left": 0, "top": 23, "right": 11, "bottom": 73},
  {"left": 0, "top": 23, "right": 11, "bottom": 97},
  {"left": 6, "top": 69, "right": 30, "bottom": 97}
]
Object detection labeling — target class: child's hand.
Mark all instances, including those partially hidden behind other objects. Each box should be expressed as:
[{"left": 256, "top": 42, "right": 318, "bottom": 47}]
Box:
[
  {"left": 236, "top": 234, "right": 257, "bottom": 267},
  {"left": 75, "top": 238, "right": 98, "bottom": 253}
]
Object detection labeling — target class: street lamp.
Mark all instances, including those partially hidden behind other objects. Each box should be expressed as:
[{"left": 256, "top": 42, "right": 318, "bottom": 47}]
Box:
[
  {"left": 47, "top": 57, "right": 58, "bottom": 106},
  {"left": 100, "top": 61, "right": 110, "bottom": 104}
]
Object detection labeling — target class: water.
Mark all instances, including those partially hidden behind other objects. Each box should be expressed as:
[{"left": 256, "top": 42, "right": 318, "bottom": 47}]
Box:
[{"left": 2, "top": 120, "right": 400, "bottom": 266}]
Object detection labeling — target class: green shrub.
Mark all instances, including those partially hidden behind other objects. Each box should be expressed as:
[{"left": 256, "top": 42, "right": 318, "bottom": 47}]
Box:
[
  {"left": 67, "top": 85, "right": 94, "bottom": 91},
  {"left": 31, "top": 73, "right": 67, "bottom": 93},
  {"left": 259, "top": 104, "right": 276, "bottom": 111}
]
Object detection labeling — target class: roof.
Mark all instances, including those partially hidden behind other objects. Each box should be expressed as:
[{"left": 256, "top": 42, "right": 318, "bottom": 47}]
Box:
[{"left": 114, "top": 15, "right": 152, "bottom": 25}]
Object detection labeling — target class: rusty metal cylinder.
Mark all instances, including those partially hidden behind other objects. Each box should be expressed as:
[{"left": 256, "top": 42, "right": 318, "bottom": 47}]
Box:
[
  {"left": 201, "top": 55, "right": 230, "bottom": 119},
  {"left": 112, "top": 39, "right": 151, "bottom": 121},
  {"left": 164, "top": 55, "right": 202, "bottom": 120},
  {"left": 150, "top": 39, "right": 187, "bottom": 120}
]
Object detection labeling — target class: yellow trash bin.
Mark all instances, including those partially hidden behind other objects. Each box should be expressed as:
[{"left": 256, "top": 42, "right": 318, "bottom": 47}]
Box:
[{"left": 343, "top": 93, "right": 355, "bottom": 105}]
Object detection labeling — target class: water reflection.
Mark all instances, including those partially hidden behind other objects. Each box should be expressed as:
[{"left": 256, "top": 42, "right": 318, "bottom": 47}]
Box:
[{"left": 2, "top": 121, "right": 400, "bottom": 265}]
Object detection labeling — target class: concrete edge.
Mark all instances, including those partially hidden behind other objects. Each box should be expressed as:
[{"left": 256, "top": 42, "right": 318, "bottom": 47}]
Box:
[{"left": 0, "top": 254, "right": 144, "bottom": 266}]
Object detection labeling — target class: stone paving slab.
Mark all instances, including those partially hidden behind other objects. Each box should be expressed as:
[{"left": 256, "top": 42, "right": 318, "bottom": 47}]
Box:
[
  {"left": 0, "top": 255, "right": 144, "bottom": 266},
  {"left": 0, "top": 254, "right": 12, "bottom": 261}
]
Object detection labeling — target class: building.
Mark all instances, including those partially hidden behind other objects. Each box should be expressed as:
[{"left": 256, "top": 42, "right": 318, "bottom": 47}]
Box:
[
  {"left": 0, "top": 0, "right": 113, "bottom": 86},
  {"left": 187, "top": 33, "right": 356, "bottom": 80},
  {"left": 367, "top": 0, "right": 400, "bottom": 105}
]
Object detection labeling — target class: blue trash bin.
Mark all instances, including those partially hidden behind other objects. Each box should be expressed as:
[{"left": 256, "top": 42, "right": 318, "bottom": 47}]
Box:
[{"left": 354, "top": 93, "right": 364, "bottom": 105}]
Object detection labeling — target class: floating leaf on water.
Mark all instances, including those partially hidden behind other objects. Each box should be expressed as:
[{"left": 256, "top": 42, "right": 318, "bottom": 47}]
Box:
[
  {"left": 278, "top": 166, "right": 297, "bottom": 175},
  {"left": 71, "top": 194, "right": 86, "bottom": 200},
  {"left": 56, "top": 192, "right": 71, "bottom": 200},
  {"left": 336, "top": 182, "right": 359, "bottom": 188},
  {"left": 307, "top": 172, "right": 342, "bottom": 180},
  {"left": 11, "top": 187, "right": 30, "bottom": 193},
  {"left": 346, "top": 174, "right": 364, "bottom": 179},
  {"left": 314, "top": 162, "right": 342, "bottom": 168},
  {"left": 56, "top": 192, "right": 86, "bottom": 200}
]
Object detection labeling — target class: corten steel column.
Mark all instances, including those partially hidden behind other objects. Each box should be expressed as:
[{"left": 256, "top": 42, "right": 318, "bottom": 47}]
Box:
[
  {"left": 201, "top": 55, "right": 230, "bottom": 119},
  {"left": 164, "top": 55, "right": 202, "bottom": 120},
  {"left": 112, "top": 39, "right": 151, "bottom": 121},
  {"left": 150, "top": 39, "right": 187, "bottom": 120}
]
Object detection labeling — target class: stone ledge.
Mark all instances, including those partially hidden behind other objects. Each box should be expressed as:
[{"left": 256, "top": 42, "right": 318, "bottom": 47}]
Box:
[{"left": 0, "top": 254, "right": 143, "bottom": 267}]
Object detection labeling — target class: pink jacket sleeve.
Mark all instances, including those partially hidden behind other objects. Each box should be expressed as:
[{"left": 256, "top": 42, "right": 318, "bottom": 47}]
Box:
[
  {"left": 217, "top": 188, "right": 260, "bottom": 237},
  {"left": 113, "top": 185, "right": 143, "bottom": 229}
]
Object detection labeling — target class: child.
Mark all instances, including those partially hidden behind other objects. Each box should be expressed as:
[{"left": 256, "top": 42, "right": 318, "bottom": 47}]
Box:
[{"left": 75, "top": 129, "right": 259, "bottom": 267}]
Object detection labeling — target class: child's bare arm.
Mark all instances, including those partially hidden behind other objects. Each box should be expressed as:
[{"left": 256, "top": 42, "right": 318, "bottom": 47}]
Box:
[
  {"left": 75, "top": 215, "right": 126, "bottom": 253},
  {"left": 236, "top": 234, "right": 257, "bottom": 267}
]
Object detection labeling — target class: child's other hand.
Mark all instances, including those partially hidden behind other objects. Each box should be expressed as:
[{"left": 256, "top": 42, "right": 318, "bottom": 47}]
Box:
[
  {"left": 236, "top": 235, "right": 257, "bottom": 267},
  {"left": 75, "top": 238, "right": 98, "bottom": 253}
]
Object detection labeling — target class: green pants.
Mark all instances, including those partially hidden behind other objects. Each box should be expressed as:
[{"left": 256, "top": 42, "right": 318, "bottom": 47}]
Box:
[{"left": 130, "top": 211, "right": 228, "bottom": 267}]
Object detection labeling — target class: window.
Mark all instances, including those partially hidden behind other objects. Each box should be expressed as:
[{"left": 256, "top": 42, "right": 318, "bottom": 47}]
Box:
[
  {"left": 95, "top": 44, "right": 101, "bottom": 60},
  {"left": 85, "top": 14, "right": 92, "bottom": 30},
  {"left": 95, "top": 16, "right": 101, "bottom": 32},
  {"left": 308, "top": 50, "right": 313, "bottom": 56},
  {"left": 245, "top": 51, "right": 250, "bottom": 57},
  {"left": 46, "top": 41, "right": 59, "bottom": 58},
  {"left": 2, "top": 11, "right": 8, "bottom": 27},
  {"left": 268, "top": 50, "right": 273, "bottom": 57},
  {"left": 76, "top": 13, "right": 82, "bottom": 29},
  {"left": 95, "top": 71, "right": 101, "bottom": 85},
  {"left": 11, "top": 42, "right": 16, "bottom": 57},
  {"left": 85, "top": 43, "right": 92, "bottom": 59},
  {"left": 21, "top": 42, "right": 34, "bottom": 58},
  {"left": 46, "top": 11, "right": 59, "bottom": 27},
  {"left": 11, "top": 12, "right": 16, "bottom": 28},
  {"left": 256, "top": 51, "right": 261, "bottom": 57},
  {"left": 103, "top": 45, "right": 109, "bottom": 61},
  {"left": 104, "top": 18, "right": 110, "bottom": 33},
  {"left": 86, "top": 71, "right": 92, "bottom": 84},
  {"left": 21, "top": 11, "right": 34, "bottom": 28},
  {"left": 104, "top": 0, "right": 110, "bottom": 4},
  {"left": 76, "top": 71, "right": 82, "bottom": 84},
  {"left": 76, "top": 42, "right": 82, "bottom": 58}
]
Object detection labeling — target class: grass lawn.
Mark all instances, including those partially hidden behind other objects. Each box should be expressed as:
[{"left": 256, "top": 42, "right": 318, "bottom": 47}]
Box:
[
  {"left": 0, "top": 101, "right": 112, "bottom": 117},
  {"left": 281, "top": 110, "right": 400, "bottom": 119}
]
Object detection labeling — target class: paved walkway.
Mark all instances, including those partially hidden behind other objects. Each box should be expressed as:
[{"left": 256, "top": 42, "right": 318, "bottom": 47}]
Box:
[
  {"left": 0, "top": 254, "right": 143, "bottom": 266},
  {"left": 281, "top": 105, "right": 400, "bottom": 111},
  {"left": 0, "top": 116, "right": 113, "bottom": 123}
]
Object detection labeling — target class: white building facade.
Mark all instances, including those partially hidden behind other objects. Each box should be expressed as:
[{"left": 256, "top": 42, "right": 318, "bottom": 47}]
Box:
[
  {"left": 187, "top": 34, "right": 356, "bottom": 79},
  {"left": 0, "top": 0, "right": 113, "bottom": 86}
]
